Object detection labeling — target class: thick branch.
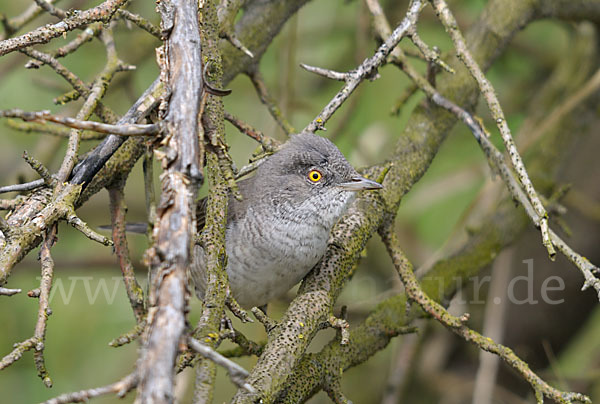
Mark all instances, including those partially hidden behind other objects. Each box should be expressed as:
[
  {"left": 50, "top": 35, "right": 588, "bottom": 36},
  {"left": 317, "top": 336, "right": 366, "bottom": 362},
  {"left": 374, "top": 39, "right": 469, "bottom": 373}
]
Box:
[{"left": 135, "top": 0, "right": 203, "bottom": 401}]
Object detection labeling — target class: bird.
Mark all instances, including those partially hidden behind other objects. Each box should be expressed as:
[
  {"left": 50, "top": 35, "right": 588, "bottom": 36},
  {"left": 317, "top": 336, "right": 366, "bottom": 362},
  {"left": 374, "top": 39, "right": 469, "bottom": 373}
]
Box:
[{"left": 191, "top": 132, "right": 382, "bottom": 308}]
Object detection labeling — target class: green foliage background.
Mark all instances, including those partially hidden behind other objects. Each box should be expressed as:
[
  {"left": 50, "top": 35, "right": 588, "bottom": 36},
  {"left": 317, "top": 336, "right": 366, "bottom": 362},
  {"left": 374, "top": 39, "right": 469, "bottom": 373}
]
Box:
[{"left": 0, "top": 0, "right": 597, "bottom": 403}]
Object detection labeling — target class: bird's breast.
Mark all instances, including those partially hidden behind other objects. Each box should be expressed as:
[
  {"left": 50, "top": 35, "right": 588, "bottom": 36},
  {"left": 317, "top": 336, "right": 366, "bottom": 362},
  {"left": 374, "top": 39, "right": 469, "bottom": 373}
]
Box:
[{"left": 224, "top": 205, "right": 331, "bottom": 307}]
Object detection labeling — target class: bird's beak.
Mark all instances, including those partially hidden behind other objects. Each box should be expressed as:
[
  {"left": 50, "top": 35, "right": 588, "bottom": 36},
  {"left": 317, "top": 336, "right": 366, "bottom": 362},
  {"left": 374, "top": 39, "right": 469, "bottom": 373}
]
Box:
[{"left": 338, "top": 175, "right": 383, "bottom": 191}]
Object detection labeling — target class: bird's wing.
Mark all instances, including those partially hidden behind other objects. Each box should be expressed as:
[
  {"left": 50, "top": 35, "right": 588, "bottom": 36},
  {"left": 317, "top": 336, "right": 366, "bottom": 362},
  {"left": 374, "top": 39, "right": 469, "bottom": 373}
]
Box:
[
  {"left": 196, "top": 195, "right": 209, "bottom": 232},
  {"left": 195, "top": 177, "right": 252, "bottom": 232}
]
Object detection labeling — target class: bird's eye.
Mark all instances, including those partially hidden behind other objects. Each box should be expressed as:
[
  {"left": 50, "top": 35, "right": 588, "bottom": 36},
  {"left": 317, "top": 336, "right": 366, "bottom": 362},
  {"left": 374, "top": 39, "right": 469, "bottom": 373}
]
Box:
[{"left": 308, "top": 169, "right": 323, "bottom": 183}]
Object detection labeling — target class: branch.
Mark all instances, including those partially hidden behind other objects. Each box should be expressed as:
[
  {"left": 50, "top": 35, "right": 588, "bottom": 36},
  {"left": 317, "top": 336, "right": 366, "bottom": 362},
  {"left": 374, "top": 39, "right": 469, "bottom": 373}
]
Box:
[
  {"left": 0, "top": 109, "right": 160, "bottom": 136},
  {"left": 135, "top": 0, "right": 203, "bottom": 401},
  {"left": 379, "top": 223, "right": 590, "bottom": 404},
  {"left": 187, "top": 2, "right": 234, "bottom": 401},
  {"left": 0, "top": 287, "right": 21, "bottom": 296},
  {"left": 0, "top": 0, "right": 60, "bottom": 40},
  {"left": 25, "top": 23, "right": 104, "bottom": 69},
  {"left": 188, "top": 337, "right": 255, "bottom": 393},
  {"left": 0, "top": 0, "right": 305, "bottom": 285},
  {"left": 431, "top": 0, "right": 555, "bottom": 259},
  {"left": 246, "top": 67, "right": 295, "bottom": 136},
  {"left": 300, "top": 0, "right": 424, "bottom": 134},
  {"left": 366, "top": 0, "right": 600, "bottom": 299},
  {"left": 223, "top": 111, "right": 280, "bottom": 153},
  {"left": 108, "top": 186, "right": 146, "bottom": 322},
  {"left": 39, "top": 373, "right": 137, "bottom": 404},
  {"left": 0, "top": 179, "right": 45, "bottom": 194},
  {"left": 0, "top": 0, "right": 129, "bottom": 56},
  {"left": 0, "top": 227, "right": 57, "bottom": 387}
]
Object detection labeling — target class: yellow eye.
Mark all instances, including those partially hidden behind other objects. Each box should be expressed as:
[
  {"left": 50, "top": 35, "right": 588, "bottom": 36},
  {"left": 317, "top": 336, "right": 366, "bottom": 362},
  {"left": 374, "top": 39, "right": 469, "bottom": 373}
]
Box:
[{"left": 308, "top": 169, "right": 322, "bottom": 182}]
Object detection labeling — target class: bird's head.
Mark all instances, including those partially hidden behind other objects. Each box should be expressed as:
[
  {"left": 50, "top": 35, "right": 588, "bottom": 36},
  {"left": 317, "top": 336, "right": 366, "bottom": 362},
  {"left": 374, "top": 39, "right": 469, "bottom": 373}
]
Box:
[{"left": 253, "top": 133, "right": 382, "bottom": 226}]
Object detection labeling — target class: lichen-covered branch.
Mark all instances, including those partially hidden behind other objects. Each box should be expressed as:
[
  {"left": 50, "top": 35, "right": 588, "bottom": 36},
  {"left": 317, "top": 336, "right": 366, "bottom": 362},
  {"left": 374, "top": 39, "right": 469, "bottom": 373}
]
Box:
[
  {"left": 431, "top": 0, "right": 556, "bottom": 259},
  {"left": 0, "top": 0, "right": 129, "bottom": 56},
  {"left": 379, "top": 224, "right": 591, "bottom": 404}
]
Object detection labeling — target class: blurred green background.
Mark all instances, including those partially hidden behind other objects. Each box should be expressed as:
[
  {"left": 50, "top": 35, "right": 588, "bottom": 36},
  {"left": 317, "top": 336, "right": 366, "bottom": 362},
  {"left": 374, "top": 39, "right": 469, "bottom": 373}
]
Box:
[{"left": 1, "top": 0, "right": 599, "bottom": 403}]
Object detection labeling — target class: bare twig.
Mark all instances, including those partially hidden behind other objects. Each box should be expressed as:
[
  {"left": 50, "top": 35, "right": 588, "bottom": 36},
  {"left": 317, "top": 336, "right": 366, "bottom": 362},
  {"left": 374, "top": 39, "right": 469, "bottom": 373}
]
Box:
[
  {"left": 188, "top": 337, "right": 255, "bottom": 393},
  {"left": 0, "top": 228, "right": 57, "bottom": 385},
  {"left": 299, "top": 63, "right": 349, "bottom": 81},
  {"left": 57, "top": 29, "right": 124, "bottom": 182},
  {"left": 33, "top": 226, "right": 58, "bottom": 387},
  {"left": 0, "top": 287, "right": 21, "bottom": 296},
  {"left": 117, "top": 9, "right": 161, "bottom": 38},
  {"left": 431, "top": 0, "right": 555, "bottom": 259},
  {"left": 70, "top": 78, "right": 163, "bottom": 186},
  {"left": 223, "top": 111, "right": 280, "bottom": 153},
  {"left": 379, "top": 223, "right": 591, "bottom": 404},
  {"left": 109, "top": 320, "right": 147, "bottom": 347},
  {"left": 0, "top": 337, "right": 38, "bottom": 370},
  {"left": 301, "top": 0, "right": 424, "bottom": 134},
  {"left": 429, "top": 93, "right": 600, "bottom": 299},
  {"left": 22, "top": 151, "right": 55, "bottom": 186},
  {"left": 0, "top": 0, "right": 129, "bottom": 56},
  {"left": 66, "top": 209, "right": 113, "bottom": 246},
  {"left": 108, "top": 186, "right": 146, "bottom": 322},
  {"left": 226, "top": 295, "right": 253, "bottom": 323},
  {"left": 522, "top": 67, "right": 600, "bottom": 152},
  {"left": 32, "top": 0, "right": 67, "bottom": 19},
  {"left": 25, "top": 24, "right": 104, "bottom": 69},
  {"left": 327, "top": 315, "right": 350, "bottom": 345},
  {"left": 246, "top": 67, "right": 295, "bottom": 136},
  {"left": 6, "top": 120, "right": 106, "bottom": 140},
  {"left": 40, "top": 373, "right": 138, "bottom": 404},
  {"left": 0, "top": 0, "right": 60, "bottom": 40},
  {"left": 251, "top": 307, "right": 277, "bottom": 333},
  {"left": 223, "top": 32, "right": 254, "bottom": 58},
  {"left": 0, "top": 179, "right": 45, "bottom": 194},
  {"left": 221, "top": 330, "right": 265, "bottom": 358},
  {"left": 20, "top": 48, "right": 88, "bottom": 95},
  {"left": 391, "top": 82, "right": 419, "bottom": 115},
  {"left": 407, "top": 27, "right": 454, "bottom": 73},
  {"left": 0, "top": 109, "right": 160, "bottom": 136}
]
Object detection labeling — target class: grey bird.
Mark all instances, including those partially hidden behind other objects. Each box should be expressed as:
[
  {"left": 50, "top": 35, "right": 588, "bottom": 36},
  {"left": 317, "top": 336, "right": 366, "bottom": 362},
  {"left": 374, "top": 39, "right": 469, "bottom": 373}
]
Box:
[{"left": 191, "top": 133, "right": 382, "bottom": 308}]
